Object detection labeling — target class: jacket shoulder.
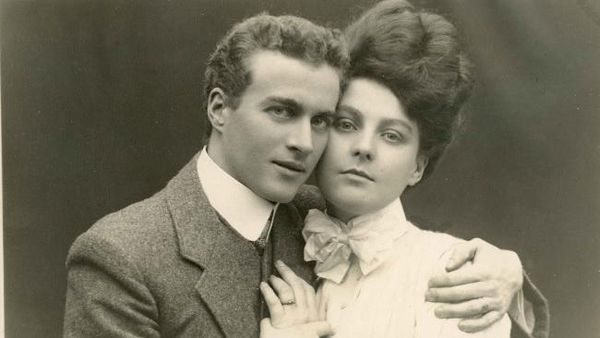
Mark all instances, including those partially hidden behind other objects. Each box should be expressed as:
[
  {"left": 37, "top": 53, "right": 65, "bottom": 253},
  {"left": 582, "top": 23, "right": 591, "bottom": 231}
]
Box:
[
  {"left": 292, "top": 185, "right": 326, "bottom": 219},
  {"left": 67, "top": 190, "right": 175, "bottom": 268}
]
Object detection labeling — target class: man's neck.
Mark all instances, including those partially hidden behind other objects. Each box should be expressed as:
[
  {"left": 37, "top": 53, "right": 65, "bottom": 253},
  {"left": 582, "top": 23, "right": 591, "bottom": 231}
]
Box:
[{"left": 197, "top": 147, "right": 276, "bottom": 241}]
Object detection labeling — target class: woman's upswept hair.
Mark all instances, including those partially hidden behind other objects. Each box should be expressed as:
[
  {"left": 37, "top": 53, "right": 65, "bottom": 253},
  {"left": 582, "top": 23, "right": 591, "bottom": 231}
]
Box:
[{"left": 345, "top": 0, "right": 474, "bottom": 180}]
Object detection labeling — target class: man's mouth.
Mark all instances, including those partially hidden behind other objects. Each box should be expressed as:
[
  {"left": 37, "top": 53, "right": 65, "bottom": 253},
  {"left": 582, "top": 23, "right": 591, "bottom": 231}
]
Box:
[
  {"left": 273, "top": 160, "right": 307, "bottom": 173},
  {"left": 341, "top": 168, "right": 374, "bottom": 181}
]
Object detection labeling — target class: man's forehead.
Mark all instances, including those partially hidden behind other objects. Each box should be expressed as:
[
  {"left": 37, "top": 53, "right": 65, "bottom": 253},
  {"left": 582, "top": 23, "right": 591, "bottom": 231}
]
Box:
[
  {"left": 247, "top": 50, "right": 339, "bottom": 81},
  {"left": 244, "top": 50, "right": 341, "bottom": 108}
]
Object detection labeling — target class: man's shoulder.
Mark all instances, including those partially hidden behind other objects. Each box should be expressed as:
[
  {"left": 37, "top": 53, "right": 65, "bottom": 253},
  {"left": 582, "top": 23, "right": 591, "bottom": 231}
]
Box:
[
  {"left": 291, "top": 184, "right": 325, "bottom": 218},
  {"left": 67, "top": 190, "right": 179, "bottom": 265}
]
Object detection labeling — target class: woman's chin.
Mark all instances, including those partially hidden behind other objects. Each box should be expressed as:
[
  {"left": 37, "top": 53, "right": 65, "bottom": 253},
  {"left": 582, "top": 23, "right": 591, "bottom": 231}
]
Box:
[
  {"left": 321, "top": 182, "right": 381, "bottom": 216},
  {"left": 327, "top": 197, "right": 376, "bottom": 219}
]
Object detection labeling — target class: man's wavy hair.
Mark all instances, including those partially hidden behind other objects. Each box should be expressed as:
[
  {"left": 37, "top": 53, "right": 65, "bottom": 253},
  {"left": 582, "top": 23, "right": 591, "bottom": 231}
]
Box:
[
  {"left": 203, "top": 14, "right": 349, "bottom": 138},
  {"left": 345, "top": 0, "right": 474, "bottom": 181}
]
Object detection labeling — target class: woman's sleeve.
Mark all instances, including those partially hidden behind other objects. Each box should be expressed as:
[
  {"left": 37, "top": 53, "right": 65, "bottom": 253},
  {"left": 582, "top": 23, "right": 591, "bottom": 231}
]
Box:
[
  {"left": 417, "top": 243, "right": 511, "bottom": 338},
  {"left": 509, "top": 272, "right": 550, "bottom": 338},
  {"left": 418, "top": 309, "right": 511, "bottom": 338}
]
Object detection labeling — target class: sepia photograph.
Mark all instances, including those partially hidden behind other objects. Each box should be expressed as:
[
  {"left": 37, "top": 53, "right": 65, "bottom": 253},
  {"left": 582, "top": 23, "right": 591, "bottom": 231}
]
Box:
[{"left": 2, "top": 0, "right": 599, "bottom": 337}]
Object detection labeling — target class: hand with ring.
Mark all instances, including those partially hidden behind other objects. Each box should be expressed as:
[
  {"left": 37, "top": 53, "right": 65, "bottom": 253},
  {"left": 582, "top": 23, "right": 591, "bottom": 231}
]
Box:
[
  {"left": 425, "top": 238, "right": 524, "bottom": 333},
  {"left": 259, "top": 260, "right": 323, "bottom": 329}
]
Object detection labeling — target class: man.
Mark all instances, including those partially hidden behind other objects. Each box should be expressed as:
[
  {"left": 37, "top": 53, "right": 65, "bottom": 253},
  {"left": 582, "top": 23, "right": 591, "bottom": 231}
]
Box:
[{"left": 64, "top": 13, "right": 547, "bottom": 338}]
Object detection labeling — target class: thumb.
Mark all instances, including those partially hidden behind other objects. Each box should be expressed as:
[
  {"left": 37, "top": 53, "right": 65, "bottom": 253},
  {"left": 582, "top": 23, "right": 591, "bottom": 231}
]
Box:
[
  {"left": 259, "top": 318, "right": 275, "bottom": 338},
  {"left": 303, "top": 321, "right": 335, "bottom": 337},
  {"left": 445, "top": 241, "right": 477, "bottom": 272}
]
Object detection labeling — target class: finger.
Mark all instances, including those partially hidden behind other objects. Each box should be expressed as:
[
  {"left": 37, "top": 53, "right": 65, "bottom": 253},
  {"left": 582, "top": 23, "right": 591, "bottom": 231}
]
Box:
[
  {"left": 269, "top": 275, "right": 295, "bottom": 304},
  {"left": 458, "top": 311, "right": 504, "bottom": 333},
  {"left": 275, "top": 260, "right": 306, "bottom": 307},
  {"left": 303, "top": 321, "right": 335, "bottom": 337},
  {"left": 444, "top": 241, "right": 478, "bottom": 272},
  {"left": 302, "top": 281, "right": 319, "bottom": 321},
  {"left": 260, "top": 282, "right": 285, "bottom": 320},
  {"left": 428, "top": 265, "right": 483, "bottom": 288},
  {"left": 433, "top": 296, "right": 502, "bottom": 319},
  {"left": 325, "top": 299, "right": 342, "bottom": 329},
  {"left": 260, "top": 318, "right": 273, "bottom": 332},
  {"left": 317, "top": 287, "right": 327, "bottom": 321},
  {"left": 426, "top": 281, "right": 496, "bottom": 303}
]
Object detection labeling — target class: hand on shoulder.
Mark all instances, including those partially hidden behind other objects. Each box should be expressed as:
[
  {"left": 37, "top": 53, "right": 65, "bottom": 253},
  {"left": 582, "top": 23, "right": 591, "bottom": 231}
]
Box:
[{"left": 425, "top": 238, "right": 523, "bottom": 333}]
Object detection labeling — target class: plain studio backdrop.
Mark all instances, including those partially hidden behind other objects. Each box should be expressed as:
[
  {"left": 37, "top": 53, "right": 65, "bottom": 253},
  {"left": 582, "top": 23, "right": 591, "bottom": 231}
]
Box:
[{"left": 2, "top": 0, "right": 599, "bottom": 337}]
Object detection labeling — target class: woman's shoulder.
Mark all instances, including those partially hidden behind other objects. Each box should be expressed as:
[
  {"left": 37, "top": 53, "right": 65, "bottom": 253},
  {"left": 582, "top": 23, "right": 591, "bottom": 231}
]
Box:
[
  {"left": 401, "top": 222, "right": 466, "bottom": 266},
  {"left": 408, "top": 221, "right": 465, "bottom": 248}
]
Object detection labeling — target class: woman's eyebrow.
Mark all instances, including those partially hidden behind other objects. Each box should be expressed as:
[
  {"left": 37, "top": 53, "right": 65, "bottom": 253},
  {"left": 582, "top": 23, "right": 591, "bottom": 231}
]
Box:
[
  {"left": 338, "top": 104, "right": 412, "bottom": 132},
  {"left": 381, "top": 118, "right": 414, "bottom": 134},
  {"left": 337, "top": 104, "right": 362, "bottom": 119}
]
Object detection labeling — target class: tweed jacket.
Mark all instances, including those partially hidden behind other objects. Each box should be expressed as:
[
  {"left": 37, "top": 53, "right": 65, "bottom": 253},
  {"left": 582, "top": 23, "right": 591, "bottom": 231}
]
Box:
[
  {"left": 64, "top": 152, "right": 548, "bottom": 338},
  {"left": 64, "top": 153, "right": 315, "bottom": 337}
]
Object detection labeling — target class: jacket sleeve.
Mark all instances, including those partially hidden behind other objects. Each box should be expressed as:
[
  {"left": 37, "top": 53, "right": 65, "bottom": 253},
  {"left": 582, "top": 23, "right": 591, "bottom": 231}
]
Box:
[
  {"left": 509, "top": 272, "right": 550, "bottom": 338},
  {"left": 63, "top": 231, "right": 161, "bottom": 338}
]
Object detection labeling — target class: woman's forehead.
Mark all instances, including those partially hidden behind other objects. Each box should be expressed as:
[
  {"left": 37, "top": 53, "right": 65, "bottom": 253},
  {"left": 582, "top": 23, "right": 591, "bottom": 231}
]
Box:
[{"left": 339, "top": 78, "right": 409, "bottom": 122}]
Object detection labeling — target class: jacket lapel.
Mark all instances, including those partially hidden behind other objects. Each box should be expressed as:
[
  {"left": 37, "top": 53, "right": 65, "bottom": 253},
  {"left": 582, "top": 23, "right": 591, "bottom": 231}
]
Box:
[
  {"left": 165, "top": 153, "right": 261, "bottom": 337},
  {"left": 271, "top": 203, "right": 316, "bottom": 284}
]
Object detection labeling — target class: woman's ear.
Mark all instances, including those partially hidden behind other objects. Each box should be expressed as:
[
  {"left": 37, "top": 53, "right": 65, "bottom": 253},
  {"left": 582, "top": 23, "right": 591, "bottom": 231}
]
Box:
[
  {"left": 206, "top": 88, "right": 229, "bottom": 133},
  {"left": 408, "top": 155, "right": 429, "bottom": 186}
]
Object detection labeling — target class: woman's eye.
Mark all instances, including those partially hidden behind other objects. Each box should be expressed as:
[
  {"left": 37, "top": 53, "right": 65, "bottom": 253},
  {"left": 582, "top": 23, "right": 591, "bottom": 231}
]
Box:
[
  {"left": 334, "top": 119, "right": 356, "bottom": 131},
  {"left": 382, "top": 131, "right": 403, "bottom": 143}
]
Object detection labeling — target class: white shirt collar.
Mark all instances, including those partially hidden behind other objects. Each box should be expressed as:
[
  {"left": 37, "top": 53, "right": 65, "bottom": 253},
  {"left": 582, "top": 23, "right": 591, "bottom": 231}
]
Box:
[
  {"left": 197, "top": 147, "right": 277, "bottom": 241},
  {"left": 325, "top": 198, "right": 410, "bottom": 233}
]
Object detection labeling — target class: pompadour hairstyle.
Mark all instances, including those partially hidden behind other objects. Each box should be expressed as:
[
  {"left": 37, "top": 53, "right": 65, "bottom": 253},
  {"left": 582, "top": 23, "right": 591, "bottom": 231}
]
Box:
[{"left": 345, "top": 0, "right": 474, "bottom": 180}]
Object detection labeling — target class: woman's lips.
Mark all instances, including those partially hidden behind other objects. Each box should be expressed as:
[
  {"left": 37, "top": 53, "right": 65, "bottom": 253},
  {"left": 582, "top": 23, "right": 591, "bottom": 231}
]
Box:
[{"left": 341, "top": 168, "right": 374, "bottom": 181}]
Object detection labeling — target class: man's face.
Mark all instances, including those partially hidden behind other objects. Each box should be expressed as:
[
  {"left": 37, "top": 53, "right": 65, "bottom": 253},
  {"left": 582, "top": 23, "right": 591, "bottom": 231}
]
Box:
[{"left": 217, "top": 50, "right": 340, "bottom": 203}]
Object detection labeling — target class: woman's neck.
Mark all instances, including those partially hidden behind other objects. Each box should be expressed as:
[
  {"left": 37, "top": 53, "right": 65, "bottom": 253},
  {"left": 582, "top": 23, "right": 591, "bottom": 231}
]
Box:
[
  {"left": 327, "top": 206, "right": 357, "bottom": 224},
  {"left": 326, "top": 198, "right": 404, "bottom": 224}
]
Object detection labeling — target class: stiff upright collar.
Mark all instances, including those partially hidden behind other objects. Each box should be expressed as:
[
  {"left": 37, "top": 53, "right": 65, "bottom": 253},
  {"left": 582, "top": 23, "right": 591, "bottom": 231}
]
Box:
[{"left": 197, "top": 147, "right": 277, "bottom": 241}]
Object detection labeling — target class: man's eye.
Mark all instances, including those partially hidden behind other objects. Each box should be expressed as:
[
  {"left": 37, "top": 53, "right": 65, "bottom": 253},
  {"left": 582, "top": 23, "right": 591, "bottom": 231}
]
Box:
[
  {"left": 268, "top": 106, "right": 293, "bottom": 118},
  {"left": 311, "top": 115, "right": 331, "bottom": 130}
]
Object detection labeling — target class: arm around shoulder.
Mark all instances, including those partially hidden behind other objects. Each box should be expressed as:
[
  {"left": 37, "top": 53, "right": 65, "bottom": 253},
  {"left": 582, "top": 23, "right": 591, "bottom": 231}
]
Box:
[
  {"left": 509, "top": 272, "right": 550, "bottom": 338},
  {"left": 64, "top": 230, "right": 160, "bottom": 337}
]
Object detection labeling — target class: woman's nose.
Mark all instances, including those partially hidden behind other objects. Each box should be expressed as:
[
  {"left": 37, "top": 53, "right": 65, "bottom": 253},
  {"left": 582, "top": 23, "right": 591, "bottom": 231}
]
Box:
[{"left": 351, "top": 133, "right": 375, "bottom": 161}]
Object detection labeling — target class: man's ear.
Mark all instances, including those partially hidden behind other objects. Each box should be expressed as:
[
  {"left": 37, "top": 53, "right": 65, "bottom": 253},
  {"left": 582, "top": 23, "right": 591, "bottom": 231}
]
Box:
[
  {"left": 408, "top": 155, "right": 429, "bottom": 186},
  {"left": 206, "top": 88, "right": 229, "bottom": 133}
]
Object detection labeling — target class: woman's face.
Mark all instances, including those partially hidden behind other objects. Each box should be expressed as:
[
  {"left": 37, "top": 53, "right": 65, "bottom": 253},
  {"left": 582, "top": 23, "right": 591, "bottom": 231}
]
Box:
[{"left": 316, "top": 78, "right": 427, "bottom": 222}]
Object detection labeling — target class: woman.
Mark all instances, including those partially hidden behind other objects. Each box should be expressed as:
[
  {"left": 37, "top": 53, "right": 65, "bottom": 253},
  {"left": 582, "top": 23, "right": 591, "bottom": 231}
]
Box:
[{"left": 260, "top": 0, "right": 511, "bottom": 337}]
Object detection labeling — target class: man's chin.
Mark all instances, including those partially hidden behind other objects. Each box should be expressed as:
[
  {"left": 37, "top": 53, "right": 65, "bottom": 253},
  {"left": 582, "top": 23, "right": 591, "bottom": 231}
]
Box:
[{"left": 258, "top": 184, "right": 301, "bottom": 204}]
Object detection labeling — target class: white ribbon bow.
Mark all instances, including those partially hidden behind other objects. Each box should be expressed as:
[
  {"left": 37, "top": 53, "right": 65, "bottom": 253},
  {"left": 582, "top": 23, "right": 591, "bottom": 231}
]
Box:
[{"left": 302, "top": 206, "right": 408, "bottom": 284}]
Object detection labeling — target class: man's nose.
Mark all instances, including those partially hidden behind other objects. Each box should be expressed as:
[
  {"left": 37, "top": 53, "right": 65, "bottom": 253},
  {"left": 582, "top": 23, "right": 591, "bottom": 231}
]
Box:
[
  {"left": 351, "top": 132, "right": 375, "bottom": 161},
  {"left": 286, "top": 119, "right": 314, "bottom": 155}
]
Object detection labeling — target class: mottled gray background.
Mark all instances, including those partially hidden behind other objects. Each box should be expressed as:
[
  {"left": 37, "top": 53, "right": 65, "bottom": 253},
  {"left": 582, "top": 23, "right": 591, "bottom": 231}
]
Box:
[{"left": 2, "top": 0, "right": 599, "bottom": 337}]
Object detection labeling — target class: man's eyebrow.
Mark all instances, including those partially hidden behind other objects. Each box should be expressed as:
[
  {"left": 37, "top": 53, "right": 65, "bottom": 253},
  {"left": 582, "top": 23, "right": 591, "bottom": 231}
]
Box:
[
  {"left": 262, "top": 96, "right": 302, "bottom": 111},
  {"left": 264, "top": 96, "right": 336, "bottom": 117}
]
